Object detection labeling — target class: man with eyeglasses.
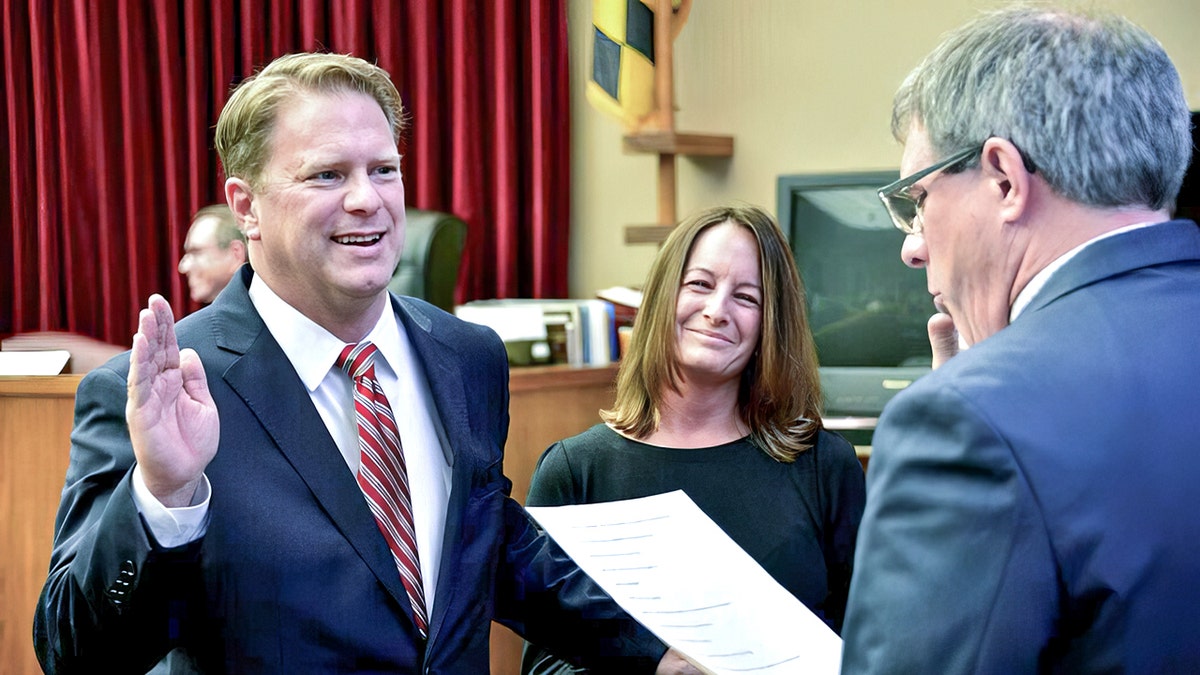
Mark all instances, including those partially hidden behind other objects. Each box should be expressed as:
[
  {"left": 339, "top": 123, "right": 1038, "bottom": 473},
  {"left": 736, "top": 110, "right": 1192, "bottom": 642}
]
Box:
[{"left": 841, "top": 5, "right": 1200, "bottom": 674}]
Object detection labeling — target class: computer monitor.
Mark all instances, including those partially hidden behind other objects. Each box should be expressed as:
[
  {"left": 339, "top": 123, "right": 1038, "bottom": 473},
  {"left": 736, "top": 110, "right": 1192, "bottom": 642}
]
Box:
[
  {"left": 777, "top": 171, "right": 933, "bottom": 440},
  {"left": 1174, "top": 110, "right": 1200, "bottom": 223}
]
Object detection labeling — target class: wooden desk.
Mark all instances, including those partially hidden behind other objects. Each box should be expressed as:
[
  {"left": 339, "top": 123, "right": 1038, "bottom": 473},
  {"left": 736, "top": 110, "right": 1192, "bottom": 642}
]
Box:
[
  {"left": 1, "top": 366, "right": 618, "bottom": 675},
  {"left": 503, "top": 363, "right": 618, "bottom": 505},
  {"left": 0, "top": 375, "right": 82, "bottom": 675}
]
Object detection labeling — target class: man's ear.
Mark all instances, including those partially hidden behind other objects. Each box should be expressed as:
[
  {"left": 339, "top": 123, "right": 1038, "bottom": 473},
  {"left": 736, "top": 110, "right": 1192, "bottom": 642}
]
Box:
[
  {"left": 227, "top": 238, "right": 248, "bottom": 263},
  {"left": 226, "top": 177, "right": 261, "bottom": 240},
  {"left": 980, "top": 137, "right": 1033, "bottom": 224}
]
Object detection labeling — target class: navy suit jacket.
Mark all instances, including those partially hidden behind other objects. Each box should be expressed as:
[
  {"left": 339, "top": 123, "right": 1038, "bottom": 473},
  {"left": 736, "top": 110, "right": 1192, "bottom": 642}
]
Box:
[
  {"left": 35, "top": 266, "right": 663, "bottom": 674},
  {"left": 841, "top": 220, "right": 1200, "bottom": 673}
]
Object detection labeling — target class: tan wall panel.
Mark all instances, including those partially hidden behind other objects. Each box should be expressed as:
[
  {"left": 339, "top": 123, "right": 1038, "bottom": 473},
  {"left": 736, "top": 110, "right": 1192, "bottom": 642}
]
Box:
[{"left": 568, "top": 0, "right": 1200, "bottom": 298}]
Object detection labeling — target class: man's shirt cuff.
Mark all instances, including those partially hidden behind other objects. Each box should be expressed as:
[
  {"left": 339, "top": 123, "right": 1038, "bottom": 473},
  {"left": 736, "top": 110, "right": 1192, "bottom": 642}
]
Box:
[{"left": 131, "top": 465, "right": 211, "bottom": 548}]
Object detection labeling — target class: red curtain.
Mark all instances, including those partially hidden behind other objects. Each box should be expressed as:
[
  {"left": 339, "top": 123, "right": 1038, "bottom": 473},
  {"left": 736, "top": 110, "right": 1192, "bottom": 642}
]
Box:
[{"left": 1, "top": 0, "right": 570, "bottom": 344}]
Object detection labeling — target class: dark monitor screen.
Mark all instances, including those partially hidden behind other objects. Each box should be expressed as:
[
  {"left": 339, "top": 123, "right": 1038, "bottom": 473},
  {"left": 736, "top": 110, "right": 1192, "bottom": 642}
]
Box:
[
  {"left": 1174, "top": 110, "right": 1200, "bottom": 223},
  {"left": 778, "top": 171, "right": 933, "bottom": 421}
]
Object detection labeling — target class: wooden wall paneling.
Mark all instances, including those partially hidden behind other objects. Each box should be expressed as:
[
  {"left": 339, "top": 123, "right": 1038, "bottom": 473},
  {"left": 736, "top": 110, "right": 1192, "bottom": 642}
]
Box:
[{"left": 0, "top": 376, "right": 81, "bottom": 675}]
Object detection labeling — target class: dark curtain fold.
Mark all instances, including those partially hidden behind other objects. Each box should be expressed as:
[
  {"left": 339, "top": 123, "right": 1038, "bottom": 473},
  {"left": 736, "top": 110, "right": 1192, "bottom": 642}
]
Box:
[{"left": 1, "top": 0, "right": 570, "bottom": 344}]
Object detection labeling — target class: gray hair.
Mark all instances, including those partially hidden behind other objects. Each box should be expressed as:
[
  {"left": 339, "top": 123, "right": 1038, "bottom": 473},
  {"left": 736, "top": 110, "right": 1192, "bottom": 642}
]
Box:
[
  {"left": 191, "top": 204, "right": 245, "bottom": 249},
  {"left": 892, "top": 4, "right": 1191, "bottom": 211}
]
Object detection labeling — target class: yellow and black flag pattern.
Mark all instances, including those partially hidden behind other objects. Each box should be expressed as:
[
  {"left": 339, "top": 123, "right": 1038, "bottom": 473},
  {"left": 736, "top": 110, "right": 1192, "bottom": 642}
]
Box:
[{"left": 587, "top": 0, "right": 686, "bottom": 130}]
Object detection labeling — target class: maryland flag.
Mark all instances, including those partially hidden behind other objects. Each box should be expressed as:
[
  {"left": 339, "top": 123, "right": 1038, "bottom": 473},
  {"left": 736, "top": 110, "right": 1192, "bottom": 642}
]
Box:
[{"left": 587, "top": 0, "right": 690, "bottom": 130}]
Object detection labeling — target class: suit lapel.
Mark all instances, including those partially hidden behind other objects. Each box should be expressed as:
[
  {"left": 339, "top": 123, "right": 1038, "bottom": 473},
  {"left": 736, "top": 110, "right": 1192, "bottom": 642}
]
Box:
[
  {"left": 392, "top": 296, "right": 477, "bottom": 468},
  {"left": 392, "top": 296, "right": 481, "bottom": 640},
  {"left": 1026, "top": 219, "right": 1200, "bottom": 315},
  {"left": 211, "top": 269, "right": 415, "bottom": 619}
]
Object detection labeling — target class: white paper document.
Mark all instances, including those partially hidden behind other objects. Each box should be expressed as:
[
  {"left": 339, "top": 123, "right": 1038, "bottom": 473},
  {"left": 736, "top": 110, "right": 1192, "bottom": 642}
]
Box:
[
  {"left": 526, "top": 490, "right": 842, "bottom": 675},
  {"left": 0, "top": 350, "right": 70, "bottom": 375},
  {"left": 454, "top": 303, "right": 548, "bottom": 342}
]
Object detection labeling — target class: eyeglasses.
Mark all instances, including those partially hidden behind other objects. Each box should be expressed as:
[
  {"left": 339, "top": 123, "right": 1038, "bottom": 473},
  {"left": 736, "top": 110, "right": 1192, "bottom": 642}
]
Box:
[{"left": 877, "top": 145, "right": 980, "bottom": 235}]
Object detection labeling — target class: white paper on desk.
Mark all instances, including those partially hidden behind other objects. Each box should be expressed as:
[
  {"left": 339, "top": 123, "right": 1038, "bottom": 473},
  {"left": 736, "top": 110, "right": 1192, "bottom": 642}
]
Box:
[
  {"left": 526, "top": 490, "right": 842, "bottom": 675},
  {"left": 454, "top": 304, "right": 547, "bottom": 342},
  {"left": 0, "top": 350, "right": 70, "bottom": 375}
]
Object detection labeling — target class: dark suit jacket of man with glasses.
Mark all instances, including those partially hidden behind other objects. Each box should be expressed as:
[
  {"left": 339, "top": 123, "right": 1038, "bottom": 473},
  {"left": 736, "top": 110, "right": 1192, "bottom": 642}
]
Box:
[{"left": 841, "top": 6, "right": 1200, "bottom": 674}]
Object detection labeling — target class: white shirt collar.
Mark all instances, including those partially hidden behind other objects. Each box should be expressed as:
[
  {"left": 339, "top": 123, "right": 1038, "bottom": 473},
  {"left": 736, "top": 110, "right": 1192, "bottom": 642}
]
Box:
[
  {"left": 247, "top": 275, "right": 404, "bottom": 390},
  {"left": 1009, "top": 220, "right": 1160, "bottom": 322}
]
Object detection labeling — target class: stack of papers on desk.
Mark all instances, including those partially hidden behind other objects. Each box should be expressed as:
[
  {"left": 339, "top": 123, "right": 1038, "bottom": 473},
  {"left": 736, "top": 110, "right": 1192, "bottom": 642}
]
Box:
[{"left": 527, "top": 491, "right": 842, "bottom": 674}]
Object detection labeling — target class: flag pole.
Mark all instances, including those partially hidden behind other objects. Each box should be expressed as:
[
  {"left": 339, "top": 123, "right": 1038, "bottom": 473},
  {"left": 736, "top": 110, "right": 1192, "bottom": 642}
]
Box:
[
  {"left": 654, "top": 0, "right": 678, "bottom": 229},
  {"left": 620, "top": 0, "right": 733, "bottom": 246}
]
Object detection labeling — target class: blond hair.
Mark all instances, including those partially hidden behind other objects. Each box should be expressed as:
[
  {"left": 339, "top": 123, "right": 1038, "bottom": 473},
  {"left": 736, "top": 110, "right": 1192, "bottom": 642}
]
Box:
[{"left": 215, "top": 52, "right": 405, "bottom": 188}]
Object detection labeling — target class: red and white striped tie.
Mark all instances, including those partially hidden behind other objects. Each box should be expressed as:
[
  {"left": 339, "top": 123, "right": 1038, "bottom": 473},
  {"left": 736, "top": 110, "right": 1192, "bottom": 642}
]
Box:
[{"left": 337, "top": 341, "right": 428, "bottom": 637}]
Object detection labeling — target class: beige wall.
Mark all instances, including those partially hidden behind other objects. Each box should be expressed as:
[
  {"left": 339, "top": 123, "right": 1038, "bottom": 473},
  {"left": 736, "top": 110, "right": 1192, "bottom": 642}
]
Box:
[{"left": 567, "top": 0, "right": 1200, "bottom": 298}]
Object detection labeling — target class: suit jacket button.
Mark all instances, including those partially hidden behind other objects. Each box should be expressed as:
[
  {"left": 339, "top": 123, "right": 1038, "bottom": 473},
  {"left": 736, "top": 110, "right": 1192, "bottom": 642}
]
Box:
[{"left": 107, "top": 560, "right": 137, "bottom": 610}]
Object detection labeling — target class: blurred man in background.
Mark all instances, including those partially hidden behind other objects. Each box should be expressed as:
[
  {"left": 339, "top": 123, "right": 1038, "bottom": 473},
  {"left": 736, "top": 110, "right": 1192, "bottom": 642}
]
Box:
[{"left": 178, "top": 204, "right": 246, "bottom": 304}]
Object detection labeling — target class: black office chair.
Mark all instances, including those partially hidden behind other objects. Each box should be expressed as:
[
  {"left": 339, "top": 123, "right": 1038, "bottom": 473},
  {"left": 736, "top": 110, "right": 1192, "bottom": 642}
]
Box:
[{"left": 389, "top": 208, "right": 468, "bottom": 312}]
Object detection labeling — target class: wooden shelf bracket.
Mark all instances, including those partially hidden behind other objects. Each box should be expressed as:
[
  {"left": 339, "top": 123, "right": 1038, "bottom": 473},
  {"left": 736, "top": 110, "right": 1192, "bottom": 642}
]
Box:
[{"left": 620, "top": 0, "right": 733, "bottom": 245}]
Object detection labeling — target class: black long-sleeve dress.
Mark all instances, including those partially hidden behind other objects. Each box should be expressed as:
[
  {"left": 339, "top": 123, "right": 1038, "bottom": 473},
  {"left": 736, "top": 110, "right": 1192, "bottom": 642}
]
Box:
[{"left": 521, "top": 423, "right": 866, "bottom": 675}]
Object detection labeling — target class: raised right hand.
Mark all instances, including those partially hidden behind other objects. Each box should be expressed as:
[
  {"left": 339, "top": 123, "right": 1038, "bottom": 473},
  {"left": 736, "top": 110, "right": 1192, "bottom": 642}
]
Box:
[{"left": 126, "top": 294, "right": 219, "bottom": 507}]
